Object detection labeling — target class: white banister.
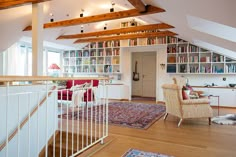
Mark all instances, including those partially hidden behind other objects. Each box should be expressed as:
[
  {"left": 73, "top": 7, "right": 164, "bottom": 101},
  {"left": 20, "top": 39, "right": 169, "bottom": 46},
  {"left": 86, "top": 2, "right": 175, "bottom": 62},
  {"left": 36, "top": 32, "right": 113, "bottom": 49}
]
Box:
[{"left": 0, "top": 76, "right": 109, "bottom": 157}]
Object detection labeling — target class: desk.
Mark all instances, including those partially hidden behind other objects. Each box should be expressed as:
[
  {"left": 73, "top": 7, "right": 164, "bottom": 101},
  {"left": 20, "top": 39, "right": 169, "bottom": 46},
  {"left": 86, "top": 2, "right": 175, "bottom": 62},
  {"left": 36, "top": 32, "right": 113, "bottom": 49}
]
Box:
[{"left": 208, "top": 95, "right": 220, "bottom": 116}]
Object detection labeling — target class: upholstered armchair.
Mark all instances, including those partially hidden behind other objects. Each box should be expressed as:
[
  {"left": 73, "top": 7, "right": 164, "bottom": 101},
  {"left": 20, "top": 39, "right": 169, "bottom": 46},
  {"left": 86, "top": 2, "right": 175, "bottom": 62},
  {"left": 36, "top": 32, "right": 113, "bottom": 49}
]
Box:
[{"left": 162, "top": 77, "right": 213, "bottom": 127}]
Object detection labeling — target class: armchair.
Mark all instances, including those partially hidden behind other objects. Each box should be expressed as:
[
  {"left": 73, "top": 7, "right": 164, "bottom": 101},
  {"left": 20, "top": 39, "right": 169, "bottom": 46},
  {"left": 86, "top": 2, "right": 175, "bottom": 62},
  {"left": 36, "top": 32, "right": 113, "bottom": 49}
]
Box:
[{"left": 162, "top": 77, "right": 213, "bottom": 127}]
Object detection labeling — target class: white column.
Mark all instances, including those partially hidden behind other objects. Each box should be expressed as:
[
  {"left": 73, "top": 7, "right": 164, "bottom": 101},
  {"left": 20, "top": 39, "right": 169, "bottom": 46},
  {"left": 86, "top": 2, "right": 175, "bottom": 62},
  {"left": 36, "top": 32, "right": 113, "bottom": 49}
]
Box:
[{"left": 32, "top": 3, "right": 44, "bottom": 76}]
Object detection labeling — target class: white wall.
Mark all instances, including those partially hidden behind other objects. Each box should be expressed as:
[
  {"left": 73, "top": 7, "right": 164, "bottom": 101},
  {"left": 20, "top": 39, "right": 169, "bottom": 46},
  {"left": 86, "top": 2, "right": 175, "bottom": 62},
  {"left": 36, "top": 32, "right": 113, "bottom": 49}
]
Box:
[
  {"left": 120, "top": 45, "right": 236, "bottom": 102},
  {"left": 0, "top": 52, "right": 3, "bottom": 75},
  {"left": 0, "top": 84, "right": 57, "bottom": 157},
  {"left": 120, "top": 45, "right": 168, "bottom": 101}
]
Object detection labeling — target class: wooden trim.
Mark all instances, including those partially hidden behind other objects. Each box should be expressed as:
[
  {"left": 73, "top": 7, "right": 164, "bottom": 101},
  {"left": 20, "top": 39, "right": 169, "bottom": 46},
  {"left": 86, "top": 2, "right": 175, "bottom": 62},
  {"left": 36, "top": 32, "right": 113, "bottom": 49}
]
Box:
[
  {"left": 74, "top": 31, "right": 177, "bottom": 43},
  {"left": 0, "top": 85, "right": 57, "bottom": 151},
  {"left": 0, "top": 0, "right": 50, "bottom": 10},
  {"left": 23, "top": 5, "right": 165, "bottom": 31},
  {"left": 57, "top": 23, "right": 174, "bottom": 40},
  {"left": 0, "top": 76, "right": 109, "bottom": 82},
  {"left": 128, "top": 0, "right": 146, "bottom": 12}
]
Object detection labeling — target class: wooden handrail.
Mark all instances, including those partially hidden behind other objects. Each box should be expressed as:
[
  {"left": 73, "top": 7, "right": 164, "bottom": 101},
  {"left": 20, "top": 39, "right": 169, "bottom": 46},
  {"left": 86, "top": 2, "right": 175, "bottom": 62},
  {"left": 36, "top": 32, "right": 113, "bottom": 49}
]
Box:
[
  {"left": 0, "top": 85, "right": 57, "bottom": 151},
  {"left": 0, "top": 76, "right": 109, "bottom": 82}
]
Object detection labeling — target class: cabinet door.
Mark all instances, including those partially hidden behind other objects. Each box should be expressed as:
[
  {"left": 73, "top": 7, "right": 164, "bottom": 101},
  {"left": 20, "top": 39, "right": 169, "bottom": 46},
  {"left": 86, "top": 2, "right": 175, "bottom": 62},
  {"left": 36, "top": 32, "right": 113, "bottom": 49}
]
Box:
[{"left": 209, "top": 88, "right": 236, "bottom": 107}]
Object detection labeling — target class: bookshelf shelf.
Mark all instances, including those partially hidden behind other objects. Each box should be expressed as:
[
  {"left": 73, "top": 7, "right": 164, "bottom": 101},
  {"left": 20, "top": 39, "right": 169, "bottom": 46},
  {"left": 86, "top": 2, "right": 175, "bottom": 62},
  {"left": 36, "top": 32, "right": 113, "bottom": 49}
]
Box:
[
  {"left": 62, "top": 41, "right": 121, "bottom": 75},
  {"left": 166, "top": 37, "right": 236, "bottom": 74}
]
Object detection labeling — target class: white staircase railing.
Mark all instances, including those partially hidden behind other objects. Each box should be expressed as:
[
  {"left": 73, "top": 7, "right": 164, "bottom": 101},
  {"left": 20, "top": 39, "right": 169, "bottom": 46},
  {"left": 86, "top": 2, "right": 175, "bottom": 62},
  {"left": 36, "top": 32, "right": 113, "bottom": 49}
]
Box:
[{"left": 0, "top": 76, "right": 109, "bottom": 157}]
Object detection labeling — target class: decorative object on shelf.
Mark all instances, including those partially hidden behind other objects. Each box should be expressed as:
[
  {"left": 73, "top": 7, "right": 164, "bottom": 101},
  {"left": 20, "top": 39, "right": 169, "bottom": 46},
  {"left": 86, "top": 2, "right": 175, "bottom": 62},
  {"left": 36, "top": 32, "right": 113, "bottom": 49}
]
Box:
[{"left": 133, "top": 61, "right": 139, "bottom": 81}]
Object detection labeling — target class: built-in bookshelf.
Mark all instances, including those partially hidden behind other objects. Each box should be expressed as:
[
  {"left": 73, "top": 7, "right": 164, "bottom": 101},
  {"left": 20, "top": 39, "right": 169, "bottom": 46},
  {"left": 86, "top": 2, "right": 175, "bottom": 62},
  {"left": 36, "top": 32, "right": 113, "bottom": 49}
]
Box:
[
  {"left": 62, "top": 40, "right": 120, "bottom": 75},
  {"left": 166, "top": 37, "right": 236, "bottom": 74}
]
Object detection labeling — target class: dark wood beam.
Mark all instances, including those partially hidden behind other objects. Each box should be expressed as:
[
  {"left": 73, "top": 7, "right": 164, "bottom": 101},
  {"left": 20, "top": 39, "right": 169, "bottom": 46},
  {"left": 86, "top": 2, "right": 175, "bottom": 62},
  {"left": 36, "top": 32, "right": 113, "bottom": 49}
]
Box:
[
  {"left": 74, "top": 31, "right": 177, "bottom": 43},
  {"left": 23, "top": 5, "right": 165, "bottom": 31},
  {"left": 0, "top": 0, "right": 50, "bottom": 10},
  {"left": 128, "top": 0, "right": 146, "bottom": 12},
  {"left": 57, "top": 23, "right": 174, "bottom": 40}
]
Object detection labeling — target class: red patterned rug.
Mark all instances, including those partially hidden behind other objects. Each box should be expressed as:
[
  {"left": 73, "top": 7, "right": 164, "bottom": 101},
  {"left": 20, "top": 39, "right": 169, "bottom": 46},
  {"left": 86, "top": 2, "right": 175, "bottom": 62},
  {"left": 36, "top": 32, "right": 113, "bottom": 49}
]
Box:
[{"left": 59, "top": 102, "right": 166, "bottom": 129}]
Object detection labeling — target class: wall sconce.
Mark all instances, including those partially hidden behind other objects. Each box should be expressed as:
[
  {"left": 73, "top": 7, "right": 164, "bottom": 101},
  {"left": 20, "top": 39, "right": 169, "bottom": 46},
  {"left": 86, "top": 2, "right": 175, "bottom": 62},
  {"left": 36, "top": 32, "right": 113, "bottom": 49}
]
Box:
[
  {"left": 160, "top": 63, "right": 165, "bottom": 70},
  {"left": 110, "top": 2, "right": 115, "bottom": 12},
  {"left": 80, "top": 9, "right": 84, "bottom": 17},
  {"left": 81, "top": 25, "right": 84, "bottom": 33}
]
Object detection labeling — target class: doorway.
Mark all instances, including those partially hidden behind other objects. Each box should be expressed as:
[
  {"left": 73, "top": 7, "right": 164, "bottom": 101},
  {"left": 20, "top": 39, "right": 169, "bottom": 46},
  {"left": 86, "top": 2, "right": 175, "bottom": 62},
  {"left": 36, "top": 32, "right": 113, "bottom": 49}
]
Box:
[{"left": 131, "top": 52, "right": 156, "bottom": 100}]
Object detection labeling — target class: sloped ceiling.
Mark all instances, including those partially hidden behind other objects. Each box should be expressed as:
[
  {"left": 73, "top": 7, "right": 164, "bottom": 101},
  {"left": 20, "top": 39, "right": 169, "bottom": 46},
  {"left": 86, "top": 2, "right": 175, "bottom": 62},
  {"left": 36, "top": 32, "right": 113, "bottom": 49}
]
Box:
[{"left": 0, "top": 0, "right": 236, "bottom": 57}]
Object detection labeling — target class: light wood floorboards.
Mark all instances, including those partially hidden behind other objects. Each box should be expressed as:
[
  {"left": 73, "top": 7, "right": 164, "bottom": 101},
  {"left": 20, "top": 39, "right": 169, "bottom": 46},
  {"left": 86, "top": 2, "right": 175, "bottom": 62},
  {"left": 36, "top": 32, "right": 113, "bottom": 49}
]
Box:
[{"left": 78, "top": 100, "right": 236, "bottom": 157}]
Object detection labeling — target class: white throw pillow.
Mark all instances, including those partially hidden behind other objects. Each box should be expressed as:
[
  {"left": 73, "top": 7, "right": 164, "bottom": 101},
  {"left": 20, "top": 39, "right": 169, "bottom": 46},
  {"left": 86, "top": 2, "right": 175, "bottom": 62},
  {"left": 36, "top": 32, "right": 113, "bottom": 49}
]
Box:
[{"left": 70, "top": 83, "right": 86, "bottom": 91}]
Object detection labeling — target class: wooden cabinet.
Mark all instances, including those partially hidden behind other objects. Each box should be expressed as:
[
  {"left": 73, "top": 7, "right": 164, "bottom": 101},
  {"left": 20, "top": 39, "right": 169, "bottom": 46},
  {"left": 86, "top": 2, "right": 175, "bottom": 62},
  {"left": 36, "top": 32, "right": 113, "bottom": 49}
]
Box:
[
  {"left": 193, "top": 87, "right": 236, "bottom": 107},
  {"left": 98, "top": 84, "right": 129, "bottom": 100}
]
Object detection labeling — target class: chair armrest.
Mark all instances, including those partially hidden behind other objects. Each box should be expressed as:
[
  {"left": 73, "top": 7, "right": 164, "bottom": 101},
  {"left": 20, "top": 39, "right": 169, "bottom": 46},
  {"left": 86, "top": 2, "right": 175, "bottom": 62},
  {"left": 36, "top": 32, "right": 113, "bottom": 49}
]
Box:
[{"left": 181, "top": 98, "right": 210, "bottom": 105}]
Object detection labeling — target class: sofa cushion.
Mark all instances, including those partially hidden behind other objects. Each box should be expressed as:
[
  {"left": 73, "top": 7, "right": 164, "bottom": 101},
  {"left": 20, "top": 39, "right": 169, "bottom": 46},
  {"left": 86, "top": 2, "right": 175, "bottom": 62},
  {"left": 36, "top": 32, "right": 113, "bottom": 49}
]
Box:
[
  {"left": 58, "top": 88, "right": 93, "bottom": 101},
  {"left": 66, "top": 80, "right": 99, "bottom": 89}
]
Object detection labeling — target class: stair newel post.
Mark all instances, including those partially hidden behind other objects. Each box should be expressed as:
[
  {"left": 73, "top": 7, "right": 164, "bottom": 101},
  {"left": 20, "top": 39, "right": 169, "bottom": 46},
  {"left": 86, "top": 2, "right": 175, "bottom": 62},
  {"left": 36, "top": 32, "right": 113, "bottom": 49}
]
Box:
[
  {"left": 72, "top": 79, "right": 75, "bottom": 155},
  {"left": 105, "top": 79, "right": 109, "bottom": 137}
]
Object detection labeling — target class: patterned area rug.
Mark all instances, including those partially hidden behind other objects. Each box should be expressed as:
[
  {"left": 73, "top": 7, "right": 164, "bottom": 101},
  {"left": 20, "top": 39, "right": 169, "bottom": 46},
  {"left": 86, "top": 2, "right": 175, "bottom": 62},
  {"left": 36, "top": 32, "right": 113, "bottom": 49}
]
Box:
[
  {"left": 59, "top": 102, "right": 165, "bottom": 129},
  {"left": 122, "top": 148, "right": 174, "bottom": 157},
  {"left": 212, "top": 114, "right": 236, "bottom": 125}
]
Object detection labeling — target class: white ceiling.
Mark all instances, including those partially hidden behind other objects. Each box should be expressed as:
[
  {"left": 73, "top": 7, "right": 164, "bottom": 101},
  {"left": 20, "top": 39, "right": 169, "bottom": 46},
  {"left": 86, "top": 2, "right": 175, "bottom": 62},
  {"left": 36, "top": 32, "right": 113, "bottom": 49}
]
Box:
[{"left": 0, "top": 0, "right": 236, "bottom": 57}]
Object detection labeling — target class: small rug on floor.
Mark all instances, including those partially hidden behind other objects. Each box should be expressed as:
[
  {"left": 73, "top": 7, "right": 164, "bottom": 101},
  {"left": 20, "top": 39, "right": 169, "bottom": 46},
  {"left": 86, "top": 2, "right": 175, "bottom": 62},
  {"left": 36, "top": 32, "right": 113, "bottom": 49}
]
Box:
[
  {"left": 212, "top": 114, "right": 236, "bottom": 125},
  {"left": 59, "top": 102, "right": 165, "bottom": 129},
  {"left": 122, "top": 148, "right": 174, "bottom": 157}
]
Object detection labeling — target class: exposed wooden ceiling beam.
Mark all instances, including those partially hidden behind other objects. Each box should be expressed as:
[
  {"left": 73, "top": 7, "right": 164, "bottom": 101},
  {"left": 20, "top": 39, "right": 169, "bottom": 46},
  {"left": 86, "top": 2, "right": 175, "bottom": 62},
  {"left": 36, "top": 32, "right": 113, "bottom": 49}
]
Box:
[
  {"left": 74, "top": 31, "right": 177, "bottom": 43},
  {"left": 57, "top": 23, "right": 174, "bottom": 40},
  {"left": 23, "top": 5, "right": 165, "bottom": 31},
  {"left": 128, "top": 0, "right": 146, "bottom": 12},
  {"left": 0, "top": 0, "right": 50, "bottom": 10}
]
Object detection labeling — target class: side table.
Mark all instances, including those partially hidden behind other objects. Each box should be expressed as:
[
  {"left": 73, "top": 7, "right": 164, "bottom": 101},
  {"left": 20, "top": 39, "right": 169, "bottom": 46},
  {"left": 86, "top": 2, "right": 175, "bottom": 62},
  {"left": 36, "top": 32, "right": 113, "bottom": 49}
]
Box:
[{"left": 208, "top": 95, "right": 220, "bottom": 116}]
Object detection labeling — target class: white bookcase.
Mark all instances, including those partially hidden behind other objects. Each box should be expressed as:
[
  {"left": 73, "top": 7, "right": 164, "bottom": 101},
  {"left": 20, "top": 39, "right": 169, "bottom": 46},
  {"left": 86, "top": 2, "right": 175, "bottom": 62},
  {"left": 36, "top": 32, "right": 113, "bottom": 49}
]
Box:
[
  {"left": 166, "top": 37, "right": 236, "bottom": 74},
  {"left": 62, "top": 40, "right": 121, "bottom": 75}
]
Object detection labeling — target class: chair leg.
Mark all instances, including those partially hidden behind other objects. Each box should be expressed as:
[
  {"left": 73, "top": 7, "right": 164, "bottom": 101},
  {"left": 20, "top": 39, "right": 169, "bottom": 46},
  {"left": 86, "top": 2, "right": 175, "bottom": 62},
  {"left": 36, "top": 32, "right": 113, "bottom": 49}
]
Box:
[
  {"left": 163, "top": 113, "right": 168, "bottom": 120},
  {"left": 178, "top": 118, "right": 183, "bottom": 127},
  {"left": 209, "top": 117, "right": 211, "bottom": 125}
]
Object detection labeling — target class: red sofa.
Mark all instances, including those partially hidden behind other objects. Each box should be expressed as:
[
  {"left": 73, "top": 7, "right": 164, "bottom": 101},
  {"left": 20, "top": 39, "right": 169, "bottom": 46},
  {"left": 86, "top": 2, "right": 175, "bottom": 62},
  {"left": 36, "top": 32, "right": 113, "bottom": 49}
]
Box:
[{"left": 58, "top": 80, "right": 99, "bottom": 101}]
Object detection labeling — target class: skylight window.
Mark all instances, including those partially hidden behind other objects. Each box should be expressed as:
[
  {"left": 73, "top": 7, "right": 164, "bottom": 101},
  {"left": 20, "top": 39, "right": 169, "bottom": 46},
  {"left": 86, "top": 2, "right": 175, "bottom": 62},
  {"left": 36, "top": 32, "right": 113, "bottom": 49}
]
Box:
[{"left": 187, "top": 15, "right": 236, "bottom": 43}]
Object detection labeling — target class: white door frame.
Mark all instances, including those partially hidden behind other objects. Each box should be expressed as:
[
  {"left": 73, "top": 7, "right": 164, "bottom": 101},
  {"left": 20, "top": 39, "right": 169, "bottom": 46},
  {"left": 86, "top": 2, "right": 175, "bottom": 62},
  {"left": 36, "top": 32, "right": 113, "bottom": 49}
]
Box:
[{"left": 131, "top": 51, "right": 157, "bottom": 100}]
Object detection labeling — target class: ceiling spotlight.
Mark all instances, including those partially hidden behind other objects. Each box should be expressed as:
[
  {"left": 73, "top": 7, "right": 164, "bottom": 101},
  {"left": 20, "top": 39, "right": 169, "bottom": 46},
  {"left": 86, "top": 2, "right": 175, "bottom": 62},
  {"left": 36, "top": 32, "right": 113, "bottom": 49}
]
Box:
[
  {"left": 80, "top": 9, "right": 84, "bottom": 17},
  {"left": 81, "top": 25, "right": 84, "bottom": 33},
  {"left": 130, "top": 19, "right": 136, "bottom": 26},
  {"left": 49, "top": 13, "right": 54, "bottom": 22},
  {"left": 110, "top": 1, "right": 115, "bottom": 12},
  {"left": 104, "top": 23, "right": 107, "bottom": 30}
]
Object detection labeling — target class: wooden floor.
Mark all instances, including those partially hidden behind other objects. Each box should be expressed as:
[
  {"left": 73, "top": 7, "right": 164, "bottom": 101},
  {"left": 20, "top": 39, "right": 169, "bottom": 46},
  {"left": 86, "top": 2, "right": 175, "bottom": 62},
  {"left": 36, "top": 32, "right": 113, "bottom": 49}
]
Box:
[{"left": 78, "top": 100, "right": 236, "bottom": 157}]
